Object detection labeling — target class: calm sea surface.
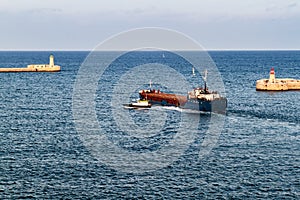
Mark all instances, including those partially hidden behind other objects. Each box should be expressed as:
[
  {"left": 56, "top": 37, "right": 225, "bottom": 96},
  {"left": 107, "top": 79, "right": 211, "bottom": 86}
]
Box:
[{"left": 0, "top": 51, "right": 299, "bottom": 199}]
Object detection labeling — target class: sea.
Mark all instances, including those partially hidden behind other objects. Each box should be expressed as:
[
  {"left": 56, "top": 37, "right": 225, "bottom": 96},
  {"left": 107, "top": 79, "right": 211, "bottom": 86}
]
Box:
[{"left": 0, "top": 51, "right": 299, "bottom": 199}]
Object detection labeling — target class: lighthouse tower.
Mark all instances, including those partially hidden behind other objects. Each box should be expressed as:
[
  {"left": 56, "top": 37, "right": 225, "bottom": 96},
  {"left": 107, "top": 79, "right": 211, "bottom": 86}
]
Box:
[
  {"left": 269, "top": 67, "right": 275, "bottom": 83},
  {"left": 49, "top": 55, "right": 54, "bottom": 67}
]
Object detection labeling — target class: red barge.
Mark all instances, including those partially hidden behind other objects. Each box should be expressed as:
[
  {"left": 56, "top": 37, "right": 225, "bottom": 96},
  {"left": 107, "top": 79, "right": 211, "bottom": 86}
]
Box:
[{"left": 139, "top": 89, "right": 187, "bottom": 107}]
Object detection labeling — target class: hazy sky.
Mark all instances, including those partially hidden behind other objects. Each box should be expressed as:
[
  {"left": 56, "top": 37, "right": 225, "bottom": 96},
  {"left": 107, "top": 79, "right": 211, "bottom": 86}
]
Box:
[{"left": 1, "top": 0, "right": 300, "bottom": 50}]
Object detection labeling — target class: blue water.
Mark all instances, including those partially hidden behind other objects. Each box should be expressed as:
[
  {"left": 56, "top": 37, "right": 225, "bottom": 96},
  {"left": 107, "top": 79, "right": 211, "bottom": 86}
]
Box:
[{"left": 0, "top": 51, "right": 299, "bottom": 199}]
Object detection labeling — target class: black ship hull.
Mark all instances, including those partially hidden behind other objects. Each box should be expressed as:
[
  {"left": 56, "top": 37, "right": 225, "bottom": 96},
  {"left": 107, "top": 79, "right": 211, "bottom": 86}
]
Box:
[{"left": 183, "top": 98, "right": 227, "bottom": 114}]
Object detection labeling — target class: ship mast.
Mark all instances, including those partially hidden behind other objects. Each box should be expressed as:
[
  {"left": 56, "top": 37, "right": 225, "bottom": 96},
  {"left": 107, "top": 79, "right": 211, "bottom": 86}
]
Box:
[{"left": 203, "top": 69, "right": 208, "bottom": 93}]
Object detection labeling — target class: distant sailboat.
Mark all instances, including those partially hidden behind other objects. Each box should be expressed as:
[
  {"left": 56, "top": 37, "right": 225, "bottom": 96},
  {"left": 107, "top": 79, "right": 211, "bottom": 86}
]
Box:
[
  {"left": 162, "top": 53, "right": 165, "bottom": 58},
  {"left": 192, "top": 67, "right": 196, "bottom": 76}
]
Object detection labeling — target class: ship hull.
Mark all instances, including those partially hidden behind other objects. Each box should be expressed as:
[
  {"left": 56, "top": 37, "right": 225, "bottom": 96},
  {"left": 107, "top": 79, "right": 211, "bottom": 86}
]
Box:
[
  {"left": 183, "top": 98, "right": 227, "bottom": 113},
  {"left": 123, "top": 104, "right": 151, "bottom": 108}
]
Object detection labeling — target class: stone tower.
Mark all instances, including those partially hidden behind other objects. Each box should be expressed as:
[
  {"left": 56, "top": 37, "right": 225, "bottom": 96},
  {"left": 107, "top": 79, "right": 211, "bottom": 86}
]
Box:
[
  {"left": 49, "top": 55, "right": 54, "bottom": 67},
  {"left": 269, "top": 68, "right": 275, "bottom": 83}
]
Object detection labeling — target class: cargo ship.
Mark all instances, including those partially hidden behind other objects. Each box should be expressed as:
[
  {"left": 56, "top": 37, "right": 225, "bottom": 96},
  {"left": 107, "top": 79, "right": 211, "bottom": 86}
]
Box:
[{"left": 139, "top": 71, "right": 227, "bottom": 113}]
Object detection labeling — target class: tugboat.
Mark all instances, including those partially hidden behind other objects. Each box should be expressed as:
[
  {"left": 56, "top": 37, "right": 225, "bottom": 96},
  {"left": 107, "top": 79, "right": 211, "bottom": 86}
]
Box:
[
  {"left": 139, "top": 70, "right": 227, "bottom": 113},
  {"left": 124, "top": 99, "right": 152, "bottom": 109}
]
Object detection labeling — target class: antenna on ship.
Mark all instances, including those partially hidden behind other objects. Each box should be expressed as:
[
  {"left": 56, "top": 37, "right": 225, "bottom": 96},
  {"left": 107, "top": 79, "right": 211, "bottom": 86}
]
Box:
[{"left": 203, "top": 69, "right": 208, "bottom": 93}]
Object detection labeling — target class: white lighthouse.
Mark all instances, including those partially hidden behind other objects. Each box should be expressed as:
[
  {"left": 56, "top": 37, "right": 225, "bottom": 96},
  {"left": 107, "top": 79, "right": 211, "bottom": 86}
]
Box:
[
  {"left": 26, "top": 54, "right": 61, "bottom": 72},
  {"left": 49, "top": 54, "right": 54, "bottom": 67}
]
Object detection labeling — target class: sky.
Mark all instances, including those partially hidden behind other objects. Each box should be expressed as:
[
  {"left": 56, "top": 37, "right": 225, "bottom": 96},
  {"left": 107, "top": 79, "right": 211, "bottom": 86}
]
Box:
[{"left": 0, "top": 0, "right": 300, "bottom": 50}]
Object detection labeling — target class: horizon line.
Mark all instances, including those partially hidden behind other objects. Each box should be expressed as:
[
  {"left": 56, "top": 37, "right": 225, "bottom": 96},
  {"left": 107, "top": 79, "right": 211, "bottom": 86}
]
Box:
[{"left": 1, "top": 48, "right": 300, "bottom": 51}]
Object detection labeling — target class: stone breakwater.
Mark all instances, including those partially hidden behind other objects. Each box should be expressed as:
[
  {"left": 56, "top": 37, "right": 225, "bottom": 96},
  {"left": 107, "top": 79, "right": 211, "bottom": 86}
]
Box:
[
  {"left": 0, "top": 55, "right": 60, "bottom": 73},
  {"left": 0, "top": 67, "right": 60, "bottom": 72},
  {"left": 256, "top": 68, "right": 300, "bottom": 91}
]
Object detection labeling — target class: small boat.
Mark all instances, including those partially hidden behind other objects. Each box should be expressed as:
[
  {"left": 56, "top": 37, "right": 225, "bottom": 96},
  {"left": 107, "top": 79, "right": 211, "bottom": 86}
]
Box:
[{"left": 124, "top": 99, "right": 152, "bottom": 108}]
